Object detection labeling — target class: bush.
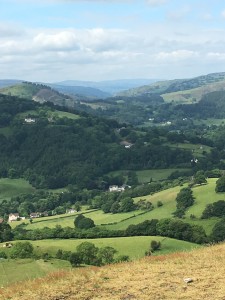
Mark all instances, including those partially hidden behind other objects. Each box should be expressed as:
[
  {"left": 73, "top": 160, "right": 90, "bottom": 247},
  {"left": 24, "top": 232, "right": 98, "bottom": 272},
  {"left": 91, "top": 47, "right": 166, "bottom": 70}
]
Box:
[
  {"left": 0, "top": 251, "right": 7, "bottom": 259},
  {"left": 150, "top": 240, "right": 161, "bottom": 252},
  {"left": 157, "top": 201, "right": 163, "bottom": 207},
  {"left": 215, "top": 176, "right": 225, "bottom": 192},
  {"left": 69, "top": 252, "right": 82, "bottom": 267},
  {"left": 10, "top": 242, "right": 34, "bottom": 259},
  {"left": 115, "top": 255, "right": 130, "bottom": 263},
  {"left": 74, "top": 214, "right": 95, "bottom": 229}
]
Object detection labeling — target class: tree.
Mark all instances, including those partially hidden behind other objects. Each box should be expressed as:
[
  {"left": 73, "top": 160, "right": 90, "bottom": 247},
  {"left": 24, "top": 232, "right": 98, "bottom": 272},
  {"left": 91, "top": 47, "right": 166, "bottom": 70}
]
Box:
[
  {"left": 0, "top": 222, "right": 13, "bottom": 242},
  {"left": 97, "top": 246, "right": 117, "bottom": 265},
  {"left": 216, "top": 176, "right": 225, "bottom": 192},
  {"left": 76, "top": 242, "right": 99, "bottom": 265},
  {"left": 120, "top": 197, "right": 136, "bottom": 212},
  {"left": 201, "top": 200, "right": 225, "bottom": 219},
  {"left": 69, "top": 252, "right": 82, "bottom": 267},
  {"left": 74, "top": 214, "right": 85, "bottom": 227},
  {"left": 150, "top": 240, "right": 161, "bottom": 252},
  {"left": 194, "top": 171, "right": 207, "bottom": 185},
  {"left": 175, "top": 187, "right": 194, "bottom": 210},
  {"left": 10, "top": 242, "right": 34, "bottom": 259},
  {"left": 211, "top": 218, "right": 225, "bottom": 242},
  {"left": 74, "top": 214, "right": 95, "bottom": 229}
]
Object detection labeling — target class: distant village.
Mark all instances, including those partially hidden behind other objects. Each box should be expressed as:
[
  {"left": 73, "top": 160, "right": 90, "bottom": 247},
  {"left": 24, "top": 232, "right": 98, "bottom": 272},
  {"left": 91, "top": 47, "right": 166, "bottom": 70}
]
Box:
[{"left": 8, "top": 208, "right": 77, "bottom": 223}]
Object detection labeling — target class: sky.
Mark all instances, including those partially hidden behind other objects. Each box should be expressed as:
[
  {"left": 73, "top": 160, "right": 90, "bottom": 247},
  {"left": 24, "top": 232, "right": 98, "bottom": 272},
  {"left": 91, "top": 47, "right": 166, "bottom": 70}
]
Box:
[{"left": 0, "top": 0, "right": 225, "bottom": 82}]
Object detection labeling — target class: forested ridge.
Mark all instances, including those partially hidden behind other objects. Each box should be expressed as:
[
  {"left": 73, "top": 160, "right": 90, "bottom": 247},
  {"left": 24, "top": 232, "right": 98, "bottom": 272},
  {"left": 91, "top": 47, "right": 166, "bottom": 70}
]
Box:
[{"left": 0, "top": 94, "right": 192, "bottom": 189}]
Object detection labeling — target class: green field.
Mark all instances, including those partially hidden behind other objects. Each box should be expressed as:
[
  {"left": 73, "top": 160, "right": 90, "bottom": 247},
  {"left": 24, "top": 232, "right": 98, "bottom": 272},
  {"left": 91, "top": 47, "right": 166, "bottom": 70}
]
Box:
[
  {"left": 30, "top": 237, "right": 200, "bottom": 259},
  {"left": 8, "top": 178, "right": 222, "bottom": 235},
  {"left": 0, "top": 258, "right": 70, "bottom": 286},
  {"left": 104, "top": 178, "right": 222, "bottom": 234},
  {"left": 49, "top": 110, "right": 80, "bottom": 120},
  {"left": 165, "top": 142, "right": 212, "bottom": 157},
  {"left": 109, "top": 168, "right": 191, "bottom": 183},
  {"left": 19, "top": 209, "right": 145, "bottom": 230},
  {"left": 0, "top": 236, "right": 201, "bottom": 286},
  {"left": 162, "top": 79, "right": 225, "bottom": 104},
  {"left": 136, "top": 168, "right": 190, "bottom": 183},
  {"left": 104, "top": 185, "right": 182, "bottom": 230},
  {"left": 0, "top": 178, "right": 35, "bottom": 201}
]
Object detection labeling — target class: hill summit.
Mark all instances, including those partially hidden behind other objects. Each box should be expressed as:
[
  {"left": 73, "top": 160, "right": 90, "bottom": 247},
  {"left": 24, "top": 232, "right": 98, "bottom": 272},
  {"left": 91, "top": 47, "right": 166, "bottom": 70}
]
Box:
[{"left": 2, "top": 243, "right": 225, "bottom": 300}]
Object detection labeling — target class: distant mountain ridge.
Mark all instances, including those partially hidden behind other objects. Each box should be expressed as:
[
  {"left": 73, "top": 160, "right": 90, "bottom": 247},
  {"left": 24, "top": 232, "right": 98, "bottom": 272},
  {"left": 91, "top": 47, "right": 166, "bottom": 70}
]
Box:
[
  {"left": 54, "top": 79, "right": 158, "bottom": 95},
  {"left": 119, "top": 72, "right": 225, "bottom": 103}
]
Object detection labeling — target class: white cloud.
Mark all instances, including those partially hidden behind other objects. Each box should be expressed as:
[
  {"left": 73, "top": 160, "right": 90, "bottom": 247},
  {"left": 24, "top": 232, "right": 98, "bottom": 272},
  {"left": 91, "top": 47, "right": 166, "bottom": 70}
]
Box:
[
  {"left": 146, "top": 0, "right": 167, "bottom": 6},
  {"left": 156, "top": 50, "right": 199, "bottom": 61},
  {"left": 33, "top": 31, "right": 80, "bottom": 51},
  {"left": 222, "top": 10, "right": 225, "bottom": 19},
  {"left": 207, "top": 52, "right": 225, "bottom": 60},
  {"left": 167, "top": 5, "right": 192, "bottom": 21}
]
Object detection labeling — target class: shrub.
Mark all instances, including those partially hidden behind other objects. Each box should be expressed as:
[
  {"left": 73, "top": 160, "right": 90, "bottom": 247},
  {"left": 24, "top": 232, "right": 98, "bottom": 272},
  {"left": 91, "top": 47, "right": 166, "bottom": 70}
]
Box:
[
  {"left": 10, "top": 242, "right": 34, "bottom": 259},
  {"left": 157, "top": 201, "right": 163, "bottom": 207},
  {"left": 150, "top": 240, "right": 161, "bottom": 251}
]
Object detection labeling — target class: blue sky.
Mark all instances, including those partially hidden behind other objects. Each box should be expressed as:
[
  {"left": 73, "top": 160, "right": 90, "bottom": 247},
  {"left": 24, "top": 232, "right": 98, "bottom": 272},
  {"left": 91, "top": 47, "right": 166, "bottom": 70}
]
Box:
[{"left": 0, "top": 0, "right": 225, "bottom": 82}]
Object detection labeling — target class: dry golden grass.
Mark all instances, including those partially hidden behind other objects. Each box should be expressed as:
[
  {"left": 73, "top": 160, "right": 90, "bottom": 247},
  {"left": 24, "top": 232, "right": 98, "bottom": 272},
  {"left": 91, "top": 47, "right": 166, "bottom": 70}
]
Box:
[{"left": 2, "top": 243, "right": 225, "bottom": 300}]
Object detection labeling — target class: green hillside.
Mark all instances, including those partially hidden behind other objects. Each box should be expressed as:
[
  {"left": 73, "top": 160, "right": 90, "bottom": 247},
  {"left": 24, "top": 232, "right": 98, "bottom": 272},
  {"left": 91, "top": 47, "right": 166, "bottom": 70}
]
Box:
[
  {"left": 9, "top": 178, "right": 222, "bottom": 236},
  {"left": 119, "top": 72, "right": 225, "bottom": 100},
  {"left": 162, "top": 79, "right": 225, "bottom": 104},
  {"left": 104, "top": 178, "right": 221, "bottom": 234},
  {"left": 29, "top": 236, "right": 201, "bottom": 259},
  {"left": 0, "top": 178, "right": 35, "bottom": 201},
  {"left": 0, "top": 82, "right": 74, "bottom": 106},
  {"left": 0, "top": 236, "right": 200, "bottom": 287}
]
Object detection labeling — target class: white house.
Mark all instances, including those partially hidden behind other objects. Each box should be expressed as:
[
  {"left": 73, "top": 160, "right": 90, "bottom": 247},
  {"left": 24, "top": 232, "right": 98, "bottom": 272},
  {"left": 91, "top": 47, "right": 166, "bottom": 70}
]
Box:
[
  {"left": 8, "top": 213, "right": 20, "bottom": 222},
  {"left": 67, "top": 208, "right": 76, "bottom": 214},
  {"left": 24, "top": 118, "right": 35, "bottom": 123},
  {"left": 109, "top": 185, "right": 125, "bottom": 192}
]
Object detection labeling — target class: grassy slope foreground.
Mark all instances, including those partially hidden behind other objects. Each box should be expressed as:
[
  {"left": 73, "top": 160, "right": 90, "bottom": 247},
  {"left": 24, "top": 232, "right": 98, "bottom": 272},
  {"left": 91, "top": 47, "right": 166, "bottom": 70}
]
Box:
[
  {"left": 2, "top": 243, "right": 225, "bottom": 300},
  {"left": 0, "top": 237, "right": 199, "bottom": 288}
]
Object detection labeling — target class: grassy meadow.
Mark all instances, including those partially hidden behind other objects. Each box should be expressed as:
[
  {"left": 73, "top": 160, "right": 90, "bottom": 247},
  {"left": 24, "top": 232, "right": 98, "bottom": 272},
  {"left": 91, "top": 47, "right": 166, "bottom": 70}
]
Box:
[
  {"left": 109, "top": 168, "right": 191, "bottom": 183},
  {"left": 0, "top": 178, "right": 35, "bottom": 202},
  {"left": 105, "top": 178, "right": 221, "bottom": 234},
  {"left": 28, "top": 236, "right": 200, "bottom": 259},
  {"left": 0, "top": 236, "right": 200, "bottom": 287},
  {"left": 0, "top": 258, "right": 70, "bottom": 287}
]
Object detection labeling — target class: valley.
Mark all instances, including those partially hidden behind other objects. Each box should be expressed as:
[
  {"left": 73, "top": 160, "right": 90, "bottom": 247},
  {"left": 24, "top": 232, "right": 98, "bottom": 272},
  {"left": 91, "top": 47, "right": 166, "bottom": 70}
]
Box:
[{"left": 1, "top": 72, "right": 225, "bottom": 291}]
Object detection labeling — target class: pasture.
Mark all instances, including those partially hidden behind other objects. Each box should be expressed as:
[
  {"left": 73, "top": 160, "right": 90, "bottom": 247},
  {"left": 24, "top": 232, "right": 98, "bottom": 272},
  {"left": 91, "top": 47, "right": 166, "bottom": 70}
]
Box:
[
  {"left": 0, "top": 259, "right": 70, "bottom": 287},
  {"left": 8, "top": 178, "right": 222, "bottom": 235},
  {"left": 21, "top": 209, "right": 144, "bottom": 230},
  {"left": 0, "top": 178, "right": 35, "bottom": 202},
  {"left": 109, "top": 168, "right": 191, "bottom": 183}
]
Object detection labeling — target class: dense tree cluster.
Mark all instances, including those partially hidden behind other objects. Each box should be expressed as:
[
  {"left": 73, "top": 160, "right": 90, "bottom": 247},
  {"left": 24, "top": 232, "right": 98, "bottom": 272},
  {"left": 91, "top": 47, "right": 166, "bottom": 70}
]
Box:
[
  {"left": 0, "top": 94, "right": 194, "bottom": 190},
  {"left": 173, "top": 187, "right": 194, "bottom": 218},
  {"left": 12, "top": 217, "right": 207, "bottom": 244},
  {"left": 201, "top": 200, "right": 225, "bottom": 219},
  {"left": 74, "top": 214, "right": 95, "bottom": 229}
]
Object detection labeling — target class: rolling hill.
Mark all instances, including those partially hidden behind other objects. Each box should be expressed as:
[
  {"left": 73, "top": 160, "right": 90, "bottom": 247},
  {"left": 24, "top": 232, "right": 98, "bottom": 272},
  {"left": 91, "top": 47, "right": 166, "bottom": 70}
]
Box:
[
  {"left": 119, "top": 72, "right": 225, "bottom": 104},
  {"left": 0, "top": 82, "right": 76, "bottom": 106}
]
